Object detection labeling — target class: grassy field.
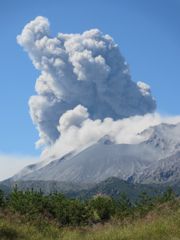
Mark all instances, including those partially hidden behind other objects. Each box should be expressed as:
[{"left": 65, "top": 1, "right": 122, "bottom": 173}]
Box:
[{"left": 0, "top": 201, "right": 180, "bottom": 240}]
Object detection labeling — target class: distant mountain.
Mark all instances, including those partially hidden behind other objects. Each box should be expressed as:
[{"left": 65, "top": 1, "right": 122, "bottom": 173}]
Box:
[
  {"left": 1, "top": 179, "right": 88, "bottom": 195},
  {"left": 8, "top": 137, "right": 159, "bottom": 184},
  {"left": 140, "top": 123, "right": 180, "bottom": 158},
  {"left": 134, "top": 151, "right": 180, "bottom": 184},
  {"left": 131, "top": 123, "right": 180, "bottom": 184},
  {"left": 2, "top": 177, "right": 180, "bottom": 201},
  {"left": 67, "top": 177, "right": 169, "bottom": 200},
  {"left": 2, "top": 122, "right": 180, "bottom": 193}
]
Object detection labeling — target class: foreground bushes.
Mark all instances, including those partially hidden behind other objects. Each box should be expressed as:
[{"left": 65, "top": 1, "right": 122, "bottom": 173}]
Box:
[
  {"left": 0, "top": 186, "right": 176, "bottom": 227},
  {"left": 46, "top": 193, "right": 92, "bottom": 225},
  {"left": 89, "top": 195, "right": 115, "bottom": 221},
  {"left": 1, "top": 202, "right": 180, "bottom": 240}
]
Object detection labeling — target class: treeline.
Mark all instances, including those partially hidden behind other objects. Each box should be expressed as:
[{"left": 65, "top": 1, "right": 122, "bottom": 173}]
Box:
[{"left": 0, "top": 187, "right": 176, "bottom": 226}]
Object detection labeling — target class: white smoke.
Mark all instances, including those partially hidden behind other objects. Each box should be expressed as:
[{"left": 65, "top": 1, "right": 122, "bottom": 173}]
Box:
[
  {"left": 17, "top": 16, "right": 156, "bottom": 150},
  {"left": 41, "top": 108, "right": 180, "bottom": 160}
]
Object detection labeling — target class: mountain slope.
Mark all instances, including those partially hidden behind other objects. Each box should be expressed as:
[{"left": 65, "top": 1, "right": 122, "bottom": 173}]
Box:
[
  {"left": 67, "top": 177, "right": 171, "bottom": 200},
  {"left": 10, "top": 139, "right": 158, "bottom": 184},
  {"left": 135, "top": 151, "right": 180, "bottom": 184},
  {"left": 3, "top": 122, "right": 180, "bottom": 186},
  {"left": 2, "top": 177, "right": 178, "bottom": 200},
  {"left": 141, "top": 123, "right": 180, "bottom": 158}
]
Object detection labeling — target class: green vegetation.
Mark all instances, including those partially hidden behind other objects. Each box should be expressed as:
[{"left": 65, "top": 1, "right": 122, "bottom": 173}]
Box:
[{"left": 0, "top": 186, "right": 179, "bottom": 240}]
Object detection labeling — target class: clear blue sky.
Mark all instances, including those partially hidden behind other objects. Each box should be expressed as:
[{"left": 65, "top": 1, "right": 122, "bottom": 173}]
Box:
[{"left": 0, "top": 0, "right": 180, "bottom": 156}]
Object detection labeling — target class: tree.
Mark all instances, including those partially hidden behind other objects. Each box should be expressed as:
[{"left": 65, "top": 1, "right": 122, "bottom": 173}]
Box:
[
  {"left": 116, "top": 193, "right": 132, "bottom": 218},
  {"left": 136, "top": 191, "right": 154, "bottom": 217},
  {"left": 45, "top": 193, "right": 92, "bottom": 226},
  {"left": 0, "top": 189, "right": 4, "bottom": 207},
  {"left": 161, "top": 187, "right": 176, "bottom": 203},
  {"left": 8, "top": 188, "right": 44, "bottom": 219},
  {"left": 89, "top": 195, "right": 115, "bottom": 221}
]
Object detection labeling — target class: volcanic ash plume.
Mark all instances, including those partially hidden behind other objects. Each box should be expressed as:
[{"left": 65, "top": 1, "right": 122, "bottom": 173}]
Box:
[{"left": 17, "top": 16, "right": 161, "bottom": 160}]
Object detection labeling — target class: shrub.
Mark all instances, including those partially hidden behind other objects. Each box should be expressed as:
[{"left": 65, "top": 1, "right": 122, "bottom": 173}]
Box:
[
  {"left": 89, "top": 195, "right": 115, "bottom": 221},
  {"left": 8, "top": 187, "right": 44, "bottom": 219},
  {"left": 161, "top": 187, "right": 176, "bottom": 203},
  {"left": 45, "top": 193, "right": 92, "bottom": 226},
  {"left": 136, "top": 191, "right": 154, "bottom": 217}
]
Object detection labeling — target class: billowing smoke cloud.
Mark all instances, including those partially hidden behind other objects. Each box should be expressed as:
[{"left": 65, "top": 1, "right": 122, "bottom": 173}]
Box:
[
  {"left": 17, "top": 16, "right": 156, "bottom": 152},
  {"left": 42, "top": 109, "right": 180, "bottom": 161}
]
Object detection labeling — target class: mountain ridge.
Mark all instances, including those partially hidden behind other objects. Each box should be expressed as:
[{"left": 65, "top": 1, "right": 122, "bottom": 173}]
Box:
[{"left": 2, "top": 122, "right": 180, "bottom": 192}]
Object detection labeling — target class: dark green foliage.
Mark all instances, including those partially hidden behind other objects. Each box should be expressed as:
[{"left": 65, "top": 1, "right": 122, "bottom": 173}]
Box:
[
  {"left": 7, "top": 189, "right": 92, "bottom": 226},
  {"left": 46, "top": 193, "right": 92, "bottom": 226},
  {"left": 161, "top": 187, "right": 176, "bottom": 202},
  {"left": 0, "top": 189, "right": 4, "bottom": 207},
  {"left": 8, "top": 187, "right": 45, "bottom": 220},
  {"left": 136, "top": 191, "right": 154, "bottom": 217},
  {"left": 115, "top": 193, "right": 132, "bottom": 218},
  {"left": 89, "top": 195, "right": 115, "bottom": 221},
  {"left": 0, "top": 185, "right": 177, "bottom": 227}
]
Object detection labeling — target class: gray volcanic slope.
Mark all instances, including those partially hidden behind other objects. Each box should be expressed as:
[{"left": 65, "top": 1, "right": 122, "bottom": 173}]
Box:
[
  {"left": 7, "top": 122, "right": 180, "bottom": 185},
  {"left": 11, "top": 139, "right": 159, "bottom": 184},
  {"left": 135, "top": 151, "right": 180, "bottom": 184}
]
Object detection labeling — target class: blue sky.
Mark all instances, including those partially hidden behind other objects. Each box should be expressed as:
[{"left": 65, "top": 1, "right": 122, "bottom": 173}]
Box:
[{"left": 0, "top": 0, "right": 180, "bottom": 158}]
